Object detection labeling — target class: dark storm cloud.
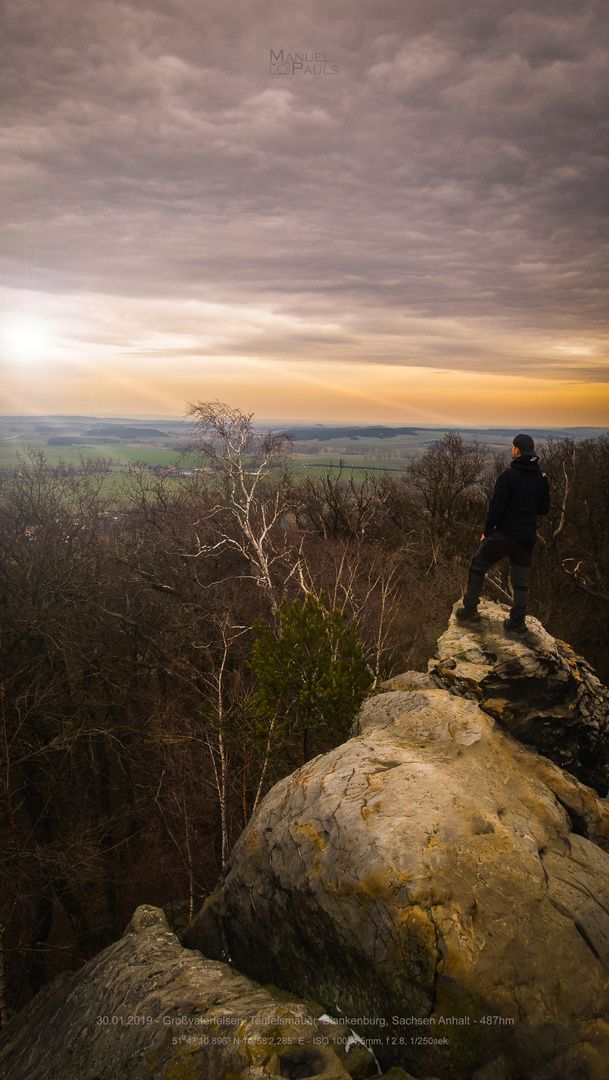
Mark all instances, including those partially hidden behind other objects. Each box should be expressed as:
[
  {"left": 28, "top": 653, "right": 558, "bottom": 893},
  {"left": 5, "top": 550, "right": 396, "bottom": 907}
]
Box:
[{"left": 1, "top": 0, "right": 608, "bottom": 375}]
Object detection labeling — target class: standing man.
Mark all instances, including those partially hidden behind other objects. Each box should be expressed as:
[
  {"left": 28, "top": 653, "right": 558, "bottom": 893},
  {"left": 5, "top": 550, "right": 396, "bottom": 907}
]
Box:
[{"left": 457, "top": 434, "right": 550, "bottom": 633}]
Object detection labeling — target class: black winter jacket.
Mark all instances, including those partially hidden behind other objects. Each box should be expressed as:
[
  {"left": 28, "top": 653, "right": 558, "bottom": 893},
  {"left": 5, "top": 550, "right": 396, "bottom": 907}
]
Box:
[{"left": 484, "top": 455, "right": 550, "bottom": 551}]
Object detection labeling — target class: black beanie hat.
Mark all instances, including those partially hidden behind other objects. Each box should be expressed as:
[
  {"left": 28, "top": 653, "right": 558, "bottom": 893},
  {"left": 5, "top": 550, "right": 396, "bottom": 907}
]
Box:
[{"left": 513, "top": 433, "right": 535, "bottom": 453}]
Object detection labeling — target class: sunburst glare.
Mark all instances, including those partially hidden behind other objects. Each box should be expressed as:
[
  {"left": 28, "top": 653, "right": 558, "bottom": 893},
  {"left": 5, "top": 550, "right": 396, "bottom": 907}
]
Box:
[{"left": 4, "top": 316, "right": 48, "bottom": 360}]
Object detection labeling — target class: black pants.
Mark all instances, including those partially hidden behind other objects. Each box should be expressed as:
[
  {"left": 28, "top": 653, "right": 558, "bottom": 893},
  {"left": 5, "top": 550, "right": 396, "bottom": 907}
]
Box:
[{"left": 463, "top": 531, "right": 532, "bottom": 622}]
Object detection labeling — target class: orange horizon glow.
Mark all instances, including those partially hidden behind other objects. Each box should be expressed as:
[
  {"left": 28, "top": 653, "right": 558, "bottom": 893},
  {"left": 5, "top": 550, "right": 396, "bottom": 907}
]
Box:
[
  {"left": 2, "top": 290, "right": 607, "bottom": 428},
  {"left": 2, "top": 360, "right": 608, "bottom": 428}
]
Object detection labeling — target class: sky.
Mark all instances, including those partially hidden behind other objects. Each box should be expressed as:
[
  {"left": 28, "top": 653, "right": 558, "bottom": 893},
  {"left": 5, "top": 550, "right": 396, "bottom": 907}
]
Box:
[{"left": 1, "top": 0, "right": 608, "bottom": 425}]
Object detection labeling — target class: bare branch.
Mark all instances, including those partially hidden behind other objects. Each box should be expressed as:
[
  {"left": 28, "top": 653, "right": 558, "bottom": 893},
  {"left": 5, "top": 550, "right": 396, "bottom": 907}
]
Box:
[
  {"left": 552, "top": 454, "right": 574, "bottom": 541},
  {"left": 561, "top": 560, "right": 609, "bottom": 604}
]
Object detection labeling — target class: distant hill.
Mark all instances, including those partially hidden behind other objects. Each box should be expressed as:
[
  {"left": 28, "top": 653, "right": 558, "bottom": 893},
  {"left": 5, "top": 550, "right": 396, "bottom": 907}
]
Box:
[
  {"left": 83, "top": 425, "right": 168, "bottom": 439},
  {"left": 286, "top": 425, "right": 419, "bottom": 441},
  {"left": 47, "top": 437, "right": 120, "bottom": 445}
]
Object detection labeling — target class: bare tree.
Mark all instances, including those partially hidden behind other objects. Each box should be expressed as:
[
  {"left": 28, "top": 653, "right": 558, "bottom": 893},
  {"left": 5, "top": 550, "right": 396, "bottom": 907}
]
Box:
[
  {"left": 408, "top": 432, "right": 486, "bottom": 525},
  {"left": 198, "top": 616, "right": 250, "bottom": 867},
  {"left": 293, "top": 543, "right": 402, "bottom": 686},
  {"left": 292, "top": 466, "right": 379, "bottom": 542},
  {"left": 184, "top": 402, "right": 293, "bottom": 618}
]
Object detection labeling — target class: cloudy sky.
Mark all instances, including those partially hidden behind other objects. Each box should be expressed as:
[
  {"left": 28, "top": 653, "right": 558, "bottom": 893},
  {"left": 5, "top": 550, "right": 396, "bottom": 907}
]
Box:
[{"left": 1, "top": 0, "right": 608, "bottom": 424}]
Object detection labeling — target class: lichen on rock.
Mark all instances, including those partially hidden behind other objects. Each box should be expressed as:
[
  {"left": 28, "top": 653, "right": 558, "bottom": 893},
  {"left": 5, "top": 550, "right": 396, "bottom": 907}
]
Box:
[
  {"left": 428, "top": 600, "right": 609, "bottom": 795},
  {"left": 0, "top": 906, "right": 354, "bottom": 1080},
  {"left": 186, "top": 626, "right": 609, "bottom": 1079}
]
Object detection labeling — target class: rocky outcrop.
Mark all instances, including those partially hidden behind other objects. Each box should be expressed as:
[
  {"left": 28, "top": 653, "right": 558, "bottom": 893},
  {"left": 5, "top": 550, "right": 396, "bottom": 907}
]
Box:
[
  {"left": 427, "top": 600, "right": 609, "bottom": 795},
  {"left": 186, "top": 684, "right": 609, "bottom": 1079},
  {"left": 5, "top": 606, "right": 609, "bottom": 1080},
  {"left": 0, "top": 905, "right": 364, "bottom": 1080}
]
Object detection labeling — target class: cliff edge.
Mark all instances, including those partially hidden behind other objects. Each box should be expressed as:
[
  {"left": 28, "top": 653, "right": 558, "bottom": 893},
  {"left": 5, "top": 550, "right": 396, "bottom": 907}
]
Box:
[{"left": 186, "top": 603, "right": 609, "bottom": 1079}]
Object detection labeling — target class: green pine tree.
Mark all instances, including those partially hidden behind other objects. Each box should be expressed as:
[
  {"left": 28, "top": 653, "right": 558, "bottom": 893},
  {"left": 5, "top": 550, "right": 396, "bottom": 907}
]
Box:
[{"left": 249, "top": 592, "right": 373, "bottom": 764}]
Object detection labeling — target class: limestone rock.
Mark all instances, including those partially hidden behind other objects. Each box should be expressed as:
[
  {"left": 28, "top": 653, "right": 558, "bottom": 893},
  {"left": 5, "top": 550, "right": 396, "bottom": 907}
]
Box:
[
  {"left": 186, "top": 689, "right": 609, "bottom": 1080},
  {"left": 381, "top": 671, "right": 438, "bottom": 692},
  {"left": 427, "top": 600, "right": 609, "bottom": 795},
  {"left": 0, "top": 904, "right": 353, "bottom": 1080}
]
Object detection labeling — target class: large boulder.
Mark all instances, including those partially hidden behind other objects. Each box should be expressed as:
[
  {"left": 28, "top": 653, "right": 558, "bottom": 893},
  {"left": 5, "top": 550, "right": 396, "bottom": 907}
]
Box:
[
  {"left": 0, "top": 905, "right": 358, "bottom": 1080},
  {"left": 186, "top": 685, "right": 609, "bottom": 1079},
  {"left": 428, "top": 601, "right": 609, "bottom": 795}
]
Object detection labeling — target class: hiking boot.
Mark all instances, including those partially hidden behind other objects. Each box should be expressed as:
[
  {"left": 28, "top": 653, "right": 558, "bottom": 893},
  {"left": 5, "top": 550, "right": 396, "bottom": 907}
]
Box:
[
  {"left": 456, "top": 607, "right": 481, "bottom": 623},
  {"left": 504, "top": 617, "right": 527, "bottom": 634}
]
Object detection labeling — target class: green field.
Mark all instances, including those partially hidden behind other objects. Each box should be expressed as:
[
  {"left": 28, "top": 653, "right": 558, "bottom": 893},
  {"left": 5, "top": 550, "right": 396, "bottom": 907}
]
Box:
[
  {"left": 1, "top": 421, "right": 603, "bottom": 492},
  {"left": 0, "top": 435, "right": 414, "bottom": 484},
  {"left": 0, "top": 440, "right": 188, "bottom": 502},
  {"left": 0, "top": 438, "right": 182, "bottom": 469}
]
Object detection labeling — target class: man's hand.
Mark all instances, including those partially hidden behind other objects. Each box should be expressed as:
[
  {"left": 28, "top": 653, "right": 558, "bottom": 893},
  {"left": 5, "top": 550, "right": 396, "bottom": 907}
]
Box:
[{"left": 480, "top": 534, "right": 486, "bottom": 542}]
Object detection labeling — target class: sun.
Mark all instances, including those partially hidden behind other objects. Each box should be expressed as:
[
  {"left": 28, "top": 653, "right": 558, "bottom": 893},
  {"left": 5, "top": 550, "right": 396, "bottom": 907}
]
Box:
[
  {"left": 4, "top": 316, "right": 47, "bottom": 359},
  {"left": 6, "top": 318, "right": 46, "bottom": 355}
]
